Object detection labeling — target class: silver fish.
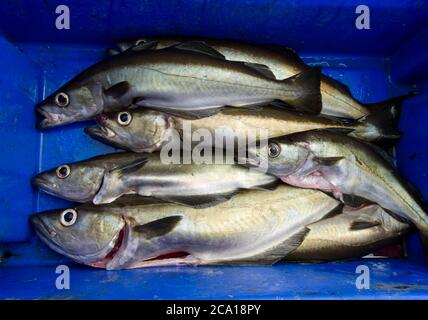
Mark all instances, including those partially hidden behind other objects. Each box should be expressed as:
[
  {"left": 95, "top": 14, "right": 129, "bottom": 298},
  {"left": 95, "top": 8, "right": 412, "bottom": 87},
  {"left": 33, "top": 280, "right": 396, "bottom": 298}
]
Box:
[
  {"left": 36, "top": 41, "right": 321, "bottom": 129},
  {"left": 286, "top": 204, "right": 410, "bottom": 262},
  {"left": 112, "top": 37, "right": 413, "bottom": 124},
  {"left": 31, "top": 185, "right": 341, "bottom": 269},
  {"left": 32, "top": 152, "right": 278, "bottom": 208},
  {"left": 85, "top": 105, "right": 400, "bottom": 153},
  {"left": 240, "top": 129, "right": 428, "bottom": 257}
]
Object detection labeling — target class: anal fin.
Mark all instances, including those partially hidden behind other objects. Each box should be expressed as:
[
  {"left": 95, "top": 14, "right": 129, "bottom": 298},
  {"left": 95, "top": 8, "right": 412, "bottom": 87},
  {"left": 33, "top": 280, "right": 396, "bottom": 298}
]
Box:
[{"left": 206, "top": 227, "right": 310, "bottom": 266}]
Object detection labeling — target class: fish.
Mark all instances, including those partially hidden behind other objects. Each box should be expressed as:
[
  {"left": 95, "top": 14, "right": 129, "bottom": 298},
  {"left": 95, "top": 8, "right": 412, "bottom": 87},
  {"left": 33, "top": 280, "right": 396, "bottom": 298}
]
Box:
[
  {"left": 32, "top": 152, "right": 279, "bottom": 207},
  {"left": 36, "top": 41, "right": 322, "bottom": 129},
  {"left": 285, "top": 204, "right": 410, "bottom": 262},
  {"left": 84, "top": 105, "right": 400, "bottom": 153},
  {"left": 239, "top": 129, "right": 428, "bottom": 258},
  {"left": 31, "top": 185, "right": 341, "bottom": 269},
  {"left": 111, "top": 36, "right": 413, "bottom": 128}
]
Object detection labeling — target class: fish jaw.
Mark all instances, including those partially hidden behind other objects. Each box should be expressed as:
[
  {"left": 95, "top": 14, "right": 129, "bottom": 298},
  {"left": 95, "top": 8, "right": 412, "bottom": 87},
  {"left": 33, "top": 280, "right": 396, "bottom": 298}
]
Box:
[
  {"left": 36, "top": 107, "right": 71, "bottom": 129},
  {"left": 281, "top": 173, "right": 343, "bottom": 200}
]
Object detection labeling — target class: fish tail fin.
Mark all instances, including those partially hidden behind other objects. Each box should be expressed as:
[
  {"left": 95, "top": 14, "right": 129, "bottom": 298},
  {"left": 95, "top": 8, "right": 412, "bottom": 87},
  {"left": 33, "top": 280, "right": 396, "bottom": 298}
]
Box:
[
  {"left": 352, "top": 106, "right": 402, "bottom": 143},
  {"left": 278, "top": 67, "right": 322, "bottom": 115},
  {"left": 364, "top": 91, "right": 416, "bottom": 125}
]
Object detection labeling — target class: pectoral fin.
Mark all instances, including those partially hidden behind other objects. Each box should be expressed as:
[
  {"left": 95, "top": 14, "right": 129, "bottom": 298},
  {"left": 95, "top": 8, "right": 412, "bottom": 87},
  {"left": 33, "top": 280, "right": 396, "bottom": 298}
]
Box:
[
  {"left": 349, "top": 217, "right": 381, "bottom": 230},
  {"left": 313, "top": 156, "right": 345, "bottom": 167},
  {"left": 92, "top": 157, "right": 149, "bottom": 205},
  {"left": 104, "top": 81, "right": 131, "bottom": 100},
  {"left": 134, "top": 216, "right": 183, "bottom": 240},
  {"left": 111, "top": 157, "right": 149, "bottom": 177}
]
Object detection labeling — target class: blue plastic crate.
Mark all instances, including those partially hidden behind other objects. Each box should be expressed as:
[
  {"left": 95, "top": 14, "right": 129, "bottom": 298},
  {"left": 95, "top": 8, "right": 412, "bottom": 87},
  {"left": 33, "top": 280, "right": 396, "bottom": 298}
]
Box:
[{"left": 0, "top": 0, "right": 428, "bottom": 299}]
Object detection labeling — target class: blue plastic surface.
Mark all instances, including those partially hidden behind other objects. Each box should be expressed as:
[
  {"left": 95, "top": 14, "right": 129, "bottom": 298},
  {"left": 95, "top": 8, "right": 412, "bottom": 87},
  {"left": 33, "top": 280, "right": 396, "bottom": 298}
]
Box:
[{"left": 0, "top": 0, "right": 428, "bottom": 299}]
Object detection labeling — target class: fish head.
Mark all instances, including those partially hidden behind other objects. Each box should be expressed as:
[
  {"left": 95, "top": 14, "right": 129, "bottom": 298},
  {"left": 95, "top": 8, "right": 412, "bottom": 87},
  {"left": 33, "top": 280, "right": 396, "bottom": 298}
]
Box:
[
  {"left": 31, "top": 161, "right": 106, "bottom": 202},
  {"left": 36, "top": 81, "right": 104, "bottom": 129},
  {"left": 240, "top": 136, "right": 310, "bottom": 177},
  {"left": 31, "top": 207, "right": 125, "bottom": 266},
  {"left": 85, "top": 109, "right": 172, "bottom": 152}
]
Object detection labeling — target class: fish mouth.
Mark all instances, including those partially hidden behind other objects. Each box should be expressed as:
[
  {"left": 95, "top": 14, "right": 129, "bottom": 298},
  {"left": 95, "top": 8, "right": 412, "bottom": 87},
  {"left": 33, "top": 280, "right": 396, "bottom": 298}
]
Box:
[
  {"left": 85, "top": 115, "right": 117, "bottom": 140},
  {"left": 36, "top": 107, "right": 67, "bottom": 129},
  {"left": 85, "top": 126, "right": 116, "bottom": 140},
  {"left": 31, "top": 175, "right": 56, "bottom": 193},
  {"left": 31, "top": 215, "right": 57, "bottom": 239}
]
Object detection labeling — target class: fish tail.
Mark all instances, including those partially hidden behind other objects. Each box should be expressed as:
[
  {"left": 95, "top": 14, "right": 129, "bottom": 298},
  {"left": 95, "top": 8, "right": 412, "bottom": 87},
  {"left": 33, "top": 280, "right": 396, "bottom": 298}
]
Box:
[
  {"left": 365, "top": 91, "right": 415, "bottom": 125},
  {"left": 353, "top": 106, "right": 402, "bottom": 143},
  {"left": 352, "top": 91, "right": 416, "bottom": 144},
  {"left": 278, "top": 67, "right": 322, "bottom": 115}
]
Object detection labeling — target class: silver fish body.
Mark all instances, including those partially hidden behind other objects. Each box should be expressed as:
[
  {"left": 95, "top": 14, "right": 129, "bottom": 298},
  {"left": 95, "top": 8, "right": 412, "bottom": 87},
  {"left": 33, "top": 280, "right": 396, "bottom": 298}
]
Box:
[
  {"left": 286, "top": 204, "right": 410, "bottom": 262},
  {"left": 113, "top": 37, "right": 411, "bottom": 122},
  {"left": 32, "top": 152, "right": 278, "bottom": 208},
  {"left": 36, "top": 42, "right": 321, "bottom": 129},
  {"left": 241, "top": 130, "right": 428, "bottom": 256},
  {"left": 31, "top": 185, "right": 341, "bottom": 269},
  {"left": 85, "top": 105, "right": 399, "bottom": 153}
]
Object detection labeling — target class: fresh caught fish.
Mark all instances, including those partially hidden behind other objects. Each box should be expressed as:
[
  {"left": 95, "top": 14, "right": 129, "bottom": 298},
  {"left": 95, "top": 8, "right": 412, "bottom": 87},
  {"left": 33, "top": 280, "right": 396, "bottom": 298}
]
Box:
[
  {"left": 112, "top": 36, "right": 412, "bottom": 126},
  {"left": 239, "top": 129, "right": 428, "bottom": 257},
  {"left": 285, "top": 204, "right": 410, "bottom": 262},
  {"left": 85, "top": 105, "right": 400, "bottom": 153},
  {"left": 32, "top": 152, "right": 278, "bottom": 207},
  {"left": 36, "top": 41, "right": 322, "bottom": 129},
  {"left": 31, "top": 185, "right": 341, "bottom": 269}
]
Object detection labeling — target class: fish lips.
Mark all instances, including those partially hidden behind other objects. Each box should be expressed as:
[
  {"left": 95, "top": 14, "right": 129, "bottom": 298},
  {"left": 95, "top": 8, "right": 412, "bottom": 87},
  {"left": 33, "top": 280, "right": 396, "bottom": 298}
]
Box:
[
  {"left": 36, "top": 106, "right": 68, "bottom": 129},
  {"left": 31, "top": 175, "right": 57, "bottom": 195},
  {"left": 84, "top": 126, "right": 122, "bottom": 148},
  {"left": 31, "top": 214, "right": 57, "bottom": 239}
]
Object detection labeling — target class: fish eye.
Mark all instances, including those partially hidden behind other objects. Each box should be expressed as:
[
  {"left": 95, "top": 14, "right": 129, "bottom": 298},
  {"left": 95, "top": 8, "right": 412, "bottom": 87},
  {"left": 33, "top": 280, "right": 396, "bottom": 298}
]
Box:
[
  {"left": 268, "top": 143, "right": 281, "bottom": 158},
  {"left": 54, "top": 92, "right": 69, "bottom": 107},
  {"left": 60, "top": 209, "right": 77, "bottom": 227},
  {"left": 56, "top": 164, "right": 71, "bottom": 179},
  {"left": 117, "top": 111, "right": 132, "bottom": 126}
]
